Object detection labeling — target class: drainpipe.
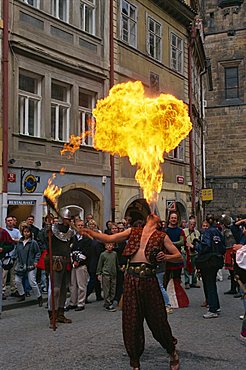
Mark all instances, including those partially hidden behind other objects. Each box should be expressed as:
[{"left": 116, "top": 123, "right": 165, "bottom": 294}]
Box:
[
  {"left": 109, "top": 0, "right": 115, "bottom": 222},
  {"left": 188, "top": 25, "right": 196, "bottom": 216},
  {"left": 2, "top": 0, "right": 9, "bottom": 222}
]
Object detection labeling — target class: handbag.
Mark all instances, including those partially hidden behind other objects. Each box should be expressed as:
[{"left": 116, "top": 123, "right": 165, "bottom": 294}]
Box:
[{"left": 1, "top": 253, "right": 14, "bottom": 271}]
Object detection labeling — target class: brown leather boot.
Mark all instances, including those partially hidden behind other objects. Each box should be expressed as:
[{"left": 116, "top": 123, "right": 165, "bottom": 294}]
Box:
[
  {"left": 48, "top": 310, "right": 57, "bottom": 329},
  {"left": 57, "top": 308, "right": 72, "bottom": 323}
]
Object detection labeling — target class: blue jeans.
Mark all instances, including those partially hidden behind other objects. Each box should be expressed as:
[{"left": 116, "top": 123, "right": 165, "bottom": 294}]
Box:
[
  {"left": 200, "top": 266, "right": 220, "bottom": 313},
  {"left": 156, "top": 272, "right": 171, "bottom": 306}
]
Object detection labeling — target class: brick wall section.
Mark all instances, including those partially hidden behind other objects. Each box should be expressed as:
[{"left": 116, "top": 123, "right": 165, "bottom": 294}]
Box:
[{"left": 203, "top": 0, "right": 246, "bottom": 217}]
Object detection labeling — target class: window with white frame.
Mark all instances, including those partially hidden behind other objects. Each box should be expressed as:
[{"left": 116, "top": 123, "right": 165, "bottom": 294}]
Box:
[
  {"left": 79, "top": 90, "right": 95, "bottom": 146},
  {"left": 168, "top": 140, "right": 185, "bottom": 161},
  {"left": 21, "top": 0, "right": 40, "bottom": 8},
  {"left": 19, "top": 72, "right": 42, "bottom": 137},
  {"left": 147, "top": 16, "right": 161, "bottom": 61},
  {"left": 170, "top": 32, "right": 183, "bottom": 73},
  {"left": 51, "top": 0, "right": 69, "bottom": 22},
  {"left": 121, "top": 0, "right": 137, "bottom": 47},
  {"left": 80, "top": 0, "right": 96, "bottom": 35},
  {"left": 51, "top": 81, "right": 70, "bottom": 142}
]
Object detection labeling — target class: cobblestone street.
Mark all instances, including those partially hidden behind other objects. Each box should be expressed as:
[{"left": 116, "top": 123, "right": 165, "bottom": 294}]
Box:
[{"left": 0, "top": 272, "right": 245, "bottom": 370}]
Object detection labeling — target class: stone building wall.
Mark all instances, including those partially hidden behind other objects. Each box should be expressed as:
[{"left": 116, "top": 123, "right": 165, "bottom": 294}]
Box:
[{"left": 203, "top": 0, "right": 246, "bottom": 217}]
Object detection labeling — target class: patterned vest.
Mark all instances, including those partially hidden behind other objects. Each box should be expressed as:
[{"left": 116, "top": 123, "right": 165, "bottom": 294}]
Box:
[{"left": 122, "top": 227, "right": 167, "bottom": 262}]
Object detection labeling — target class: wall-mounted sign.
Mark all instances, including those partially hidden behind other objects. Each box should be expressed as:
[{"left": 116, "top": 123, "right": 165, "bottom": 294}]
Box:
[
  {"left": 201, "top": 188, "right": 213, "bottom": 201},
  {"left": 24, "top": 174, "right": 37, "bottom": 193},
  {"left": 166, "top": 200, "right": 176, "bottom": 211},
  {"left": 8, "top": 173, "right": 16, "bottom": 182},
  {"left": 8, "top": 200, "right": 36, "bottom": 205},
  {"left": 176, "top": 175, "right": 184, "bottom": 184}
]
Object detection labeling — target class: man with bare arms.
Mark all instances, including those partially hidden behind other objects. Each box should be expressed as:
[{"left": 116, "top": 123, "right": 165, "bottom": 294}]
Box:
[{"left": 81, "top": 213, "right": 182, "bottom": 370}]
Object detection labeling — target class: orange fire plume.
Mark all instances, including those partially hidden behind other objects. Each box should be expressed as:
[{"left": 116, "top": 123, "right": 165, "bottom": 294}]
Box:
[
  {"left": 44, "top": 173, "right": 62, "bottom": 210},
  {"left": 93, "top": 81, "right": 192, "bottom": 204},
  {"left": 61, "top": 81, "right": 192, "bottom": 205}
]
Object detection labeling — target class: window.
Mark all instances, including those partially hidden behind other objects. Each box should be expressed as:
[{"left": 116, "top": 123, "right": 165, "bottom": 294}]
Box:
[
  {"left": 21, "top": 0, "right": 40, "bottom": 7},
  {"left": 121, "top": 0, "right": 137, "bottom": 47},
  {"left": 51, "top": 0, "right": 69, "bottom": 22},
  {"left": 80, "top": 0, "right": 96, "bottom": 35},
  {"left": 51, "top": 81, "right": 70, "bottom": 141},
  {"left": 19, "top": 72, "right": 42, "bottom": 137},
  {"left": 168, "top": 140, "right": 185, "bottom": 161},
  {"left": 170, "top": 32, "right": 183, "bottom": 73},
  {"left": 147, "top": 16, "right": 161, "bottom": 61},
  {"left": 225, "top": 67, "right": 239, "bottom": 99},
  {"left": 194, "top": 129, "right": 201, "bottom": 169},
  {"left": 79, "top": 90, "right": 95, "bottom": 146}
]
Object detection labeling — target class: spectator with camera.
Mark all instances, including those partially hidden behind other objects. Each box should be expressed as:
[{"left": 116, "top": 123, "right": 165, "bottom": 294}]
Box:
[{"left": 66, "top": 219, "right": 93, "bottom": 312}]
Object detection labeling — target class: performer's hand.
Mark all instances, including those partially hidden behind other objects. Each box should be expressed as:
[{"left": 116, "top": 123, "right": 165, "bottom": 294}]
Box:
[
  {"left": 233, "top": 243, "right": 243, "bottom": 252},
  {"left": 156, "top": 251, "right": 169, "bottom": 262},
  {"left": 0, "top": 247, "right": 3, "bottom": 253}
]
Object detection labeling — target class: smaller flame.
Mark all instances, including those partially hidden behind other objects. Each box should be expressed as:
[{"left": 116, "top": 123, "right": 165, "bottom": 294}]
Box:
[
  {"left": 44, "top": 173, "right": 62, "bottom": 209},
  {"left": 60, "top": 167, "right": 66, "bottom": 175},
  {"left": 60, "top": 132, "right": 91, "bottom": 158}
]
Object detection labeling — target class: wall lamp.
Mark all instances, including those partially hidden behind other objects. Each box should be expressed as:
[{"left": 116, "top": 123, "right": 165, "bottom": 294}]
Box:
[
  {"left": 8, "top": 158, "right": 16, "bottom": 165},
  {"left": 35, "top": 161, "right": 41, "bottom": 167}
]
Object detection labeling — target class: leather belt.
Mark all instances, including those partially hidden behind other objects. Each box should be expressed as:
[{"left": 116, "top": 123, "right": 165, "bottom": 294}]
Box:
[
  {"left": 127, "top": 263, "right": 156, "bottom": 278},
  {"left": 52, "top": 255, "right": 69, "bottom": 260}
]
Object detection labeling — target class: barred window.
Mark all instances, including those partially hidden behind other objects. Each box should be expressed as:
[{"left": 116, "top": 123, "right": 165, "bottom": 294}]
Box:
[{"left": 225, "top": 67, "right": 239, "bottom": 99}]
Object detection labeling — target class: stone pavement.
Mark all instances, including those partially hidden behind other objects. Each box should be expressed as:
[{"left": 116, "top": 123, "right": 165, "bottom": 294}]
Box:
[{"left": 0, "top": 271, "right": 245, "bottom": 369}]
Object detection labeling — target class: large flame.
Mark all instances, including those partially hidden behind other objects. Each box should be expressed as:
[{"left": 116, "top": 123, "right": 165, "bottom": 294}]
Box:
[
  {"left": 93, "top": 81, "right": 192, "bottom": 204},
  {"left": 44, "top": 173, "right": 62, "bottom": 209},
  {"left": 61, "top": 81, "right": 192, "bottom": 205}
]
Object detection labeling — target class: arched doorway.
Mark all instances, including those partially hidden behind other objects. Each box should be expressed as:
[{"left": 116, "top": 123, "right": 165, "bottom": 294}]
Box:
[
  {"left": 58, "top": 184, "right": 103, "bottom": 227},
  {"left": 124, "top": 198, "right": 150, "bottom": 224}
]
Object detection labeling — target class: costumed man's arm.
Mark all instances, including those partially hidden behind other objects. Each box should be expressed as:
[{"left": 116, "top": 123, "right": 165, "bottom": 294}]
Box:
[
  {"left": 156, "top": 235, "right": 183, "bottom": 263},
  {"left": 0, "top": 229, "right": 15, "bottom": 257}
]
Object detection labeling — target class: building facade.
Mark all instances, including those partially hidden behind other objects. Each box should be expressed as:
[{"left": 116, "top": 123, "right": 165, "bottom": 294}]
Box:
[
  {"left": 0, "top": 0, "right": 111, "bottom": 228},
  {"left": 202, "top": 0, "right": 246, "bottom": 217},
  {"left": 0, "top": 0, "right": 207, "bottom": 228}
]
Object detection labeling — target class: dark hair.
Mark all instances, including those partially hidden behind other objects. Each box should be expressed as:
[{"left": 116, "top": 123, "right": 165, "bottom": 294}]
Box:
[
  {"left": 133, "top": 220, "right": 145, "bottom": 228},
  {"left": 5, "top": 216, "right": 13, "bottom": 222},
  {"left": 206, "top": 213, "right": 215, "bottom": 225},
  {"left": 27, "top": 215, "right": 34, "bottom": 220},
  {"left": 21, "top": 225, "right": 33, "bottom": 237}
]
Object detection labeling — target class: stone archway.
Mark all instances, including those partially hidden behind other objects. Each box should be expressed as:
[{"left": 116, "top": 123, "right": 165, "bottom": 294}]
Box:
[
  {"left": 176, "top": 201, "right": 188, "bottom": 222},
  {"left": 58, "top": 183, "right": 103, "bottom": 227}
]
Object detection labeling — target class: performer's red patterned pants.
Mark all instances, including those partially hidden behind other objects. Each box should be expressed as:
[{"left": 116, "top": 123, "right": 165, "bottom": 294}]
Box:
[{"left": 122, "top": 271, "right": 176, "bottom": 368}]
